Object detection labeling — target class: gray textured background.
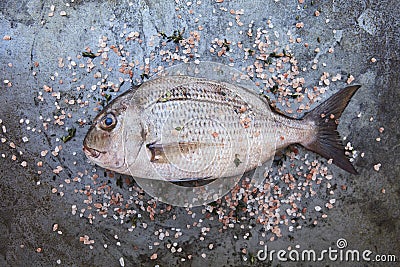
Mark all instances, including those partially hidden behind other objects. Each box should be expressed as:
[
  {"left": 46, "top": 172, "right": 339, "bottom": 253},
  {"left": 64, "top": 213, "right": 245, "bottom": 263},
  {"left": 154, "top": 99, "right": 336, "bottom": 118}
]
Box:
[{"left": 0, "top": 0, "right": 399, "bottom": 266}]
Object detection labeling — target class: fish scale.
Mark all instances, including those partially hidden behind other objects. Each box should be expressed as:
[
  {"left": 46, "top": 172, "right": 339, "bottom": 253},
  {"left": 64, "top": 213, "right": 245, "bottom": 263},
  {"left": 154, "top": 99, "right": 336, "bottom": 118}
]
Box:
[{"left": 140, "top": 97, "right": 269, "bottom": 180}]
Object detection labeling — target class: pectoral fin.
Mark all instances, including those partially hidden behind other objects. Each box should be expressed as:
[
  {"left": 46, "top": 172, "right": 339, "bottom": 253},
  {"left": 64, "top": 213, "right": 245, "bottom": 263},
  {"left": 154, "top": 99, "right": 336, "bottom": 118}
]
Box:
[
  {"left": 146, "top": 143, "right": 166, "bottom": 163},
  {"left": 146, "top": 141, "right": 223, "bottom": 163}
]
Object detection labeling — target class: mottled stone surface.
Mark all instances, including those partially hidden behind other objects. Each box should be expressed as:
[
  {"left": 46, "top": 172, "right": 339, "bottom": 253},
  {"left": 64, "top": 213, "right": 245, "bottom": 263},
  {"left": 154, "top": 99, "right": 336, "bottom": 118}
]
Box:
[{"left": 0, "top": 0, "right": 399, "bottom": 266}]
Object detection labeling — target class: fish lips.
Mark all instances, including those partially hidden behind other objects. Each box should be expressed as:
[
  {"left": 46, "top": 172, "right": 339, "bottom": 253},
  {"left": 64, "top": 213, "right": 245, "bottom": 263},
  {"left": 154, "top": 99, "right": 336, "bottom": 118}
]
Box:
[
  {"left": 83, "top": 144, "right": 103, "bottom": 159},
  {"left": 82, "top": 143, "right": 129, "bottom": 174}
]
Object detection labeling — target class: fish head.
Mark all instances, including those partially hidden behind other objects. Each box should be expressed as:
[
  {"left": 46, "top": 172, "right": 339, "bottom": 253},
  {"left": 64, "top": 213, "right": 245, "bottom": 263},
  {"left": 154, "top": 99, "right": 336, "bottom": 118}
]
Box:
[{"left": 83, "top": 91, "right": 134, "bottom": 173}]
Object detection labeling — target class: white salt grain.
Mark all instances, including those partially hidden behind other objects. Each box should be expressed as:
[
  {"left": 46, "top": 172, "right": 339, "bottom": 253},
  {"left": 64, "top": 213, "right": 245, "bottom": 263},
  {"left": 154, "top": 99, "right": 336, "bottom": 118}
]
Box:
[
  {"left": 119, "top": 257, "right": 125, "bottom": 266},
  {"left": 373, "top": 163, "right": 381, "bottom": 171}
]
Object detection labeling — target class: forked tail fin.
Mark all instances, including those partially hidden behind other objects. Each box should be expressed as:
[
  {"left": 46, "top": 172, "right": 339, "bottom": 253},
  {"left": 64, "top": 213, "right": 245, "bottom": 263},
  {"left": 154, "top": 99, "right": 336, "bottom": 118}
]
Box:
[{"left": 302, "top": 85, "right": 361, "bottom": 174}]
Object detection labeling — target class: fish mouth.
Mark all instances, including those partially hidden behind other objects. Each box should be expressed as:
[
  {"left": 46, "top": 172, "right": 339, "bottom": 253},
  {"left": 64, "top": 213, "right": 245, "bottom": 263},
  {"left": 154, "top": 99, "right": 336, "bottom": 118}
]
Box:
[{"left": 83, "top": 144, "right": 103, "bottom": 158}]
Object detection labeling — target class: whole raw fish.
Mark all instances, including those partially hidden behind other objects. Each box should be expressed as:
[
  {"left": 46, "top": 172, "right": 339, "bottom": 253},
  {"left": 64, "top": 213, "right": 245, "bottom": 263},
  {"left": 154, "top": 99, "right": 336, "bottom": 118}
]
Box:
[{"left": 83, "top": 74, "right": 359, "bottom": 181}]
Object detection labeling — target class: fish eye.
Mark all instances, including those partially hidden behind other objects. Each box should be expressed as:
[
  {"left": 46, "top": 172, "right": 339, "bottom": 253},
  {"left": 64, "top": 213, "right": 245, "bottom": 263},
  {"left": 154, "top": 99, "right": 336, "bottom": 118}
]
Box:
[
  {"left": 100, "top": 113, "right": 117, "bottom": 130},
  {"left": 105, "top": 117, "right": 113, "bottom": 126}
]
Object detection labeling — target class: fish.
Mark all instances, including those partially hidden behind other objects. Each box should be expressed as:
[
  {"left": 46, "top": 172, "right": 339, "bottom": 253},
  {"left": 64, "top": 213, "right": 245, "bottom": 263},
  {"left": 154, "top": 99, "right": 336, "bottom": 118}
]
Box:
[{"left": 83, "top": 75, "right": 360, "bottom": 182}]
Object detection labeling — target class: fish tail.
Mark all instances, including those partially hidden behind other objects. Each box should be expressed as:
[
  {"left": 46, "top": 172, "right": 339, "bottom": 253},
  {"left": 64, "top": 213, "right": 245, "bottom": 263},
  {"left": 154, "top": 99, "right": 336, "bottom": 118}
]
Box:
[{"left": 301, "top": 85, "right": 361, "bottom": 174}]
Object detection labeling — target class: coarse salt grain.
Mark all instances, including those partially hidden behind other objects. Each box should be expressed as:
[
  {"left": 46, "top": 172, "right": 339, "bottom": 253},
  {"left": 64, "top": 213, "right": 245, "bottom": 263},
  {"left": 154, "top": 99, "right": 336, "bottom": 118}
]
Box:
[
  {"left": 71, "top": 205, "right": 77, "bottom": 215},
  {"left": 295, "top": 22, "right": 304, "bottom": 28},
  {"left": 53, "top": 166, "right": 63, "bottom": 174},
  {"left": 373, "top": 163, "right": 381, "bottom": 171},
  {"left": 119, "top": 257, "right": 125, "bottom": 266},
  {"left": 315, "top": 206, "right": 322, "bottom": 212},
  {"left": 347, "top": 75, "right": 355, "bottom": 84}
]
